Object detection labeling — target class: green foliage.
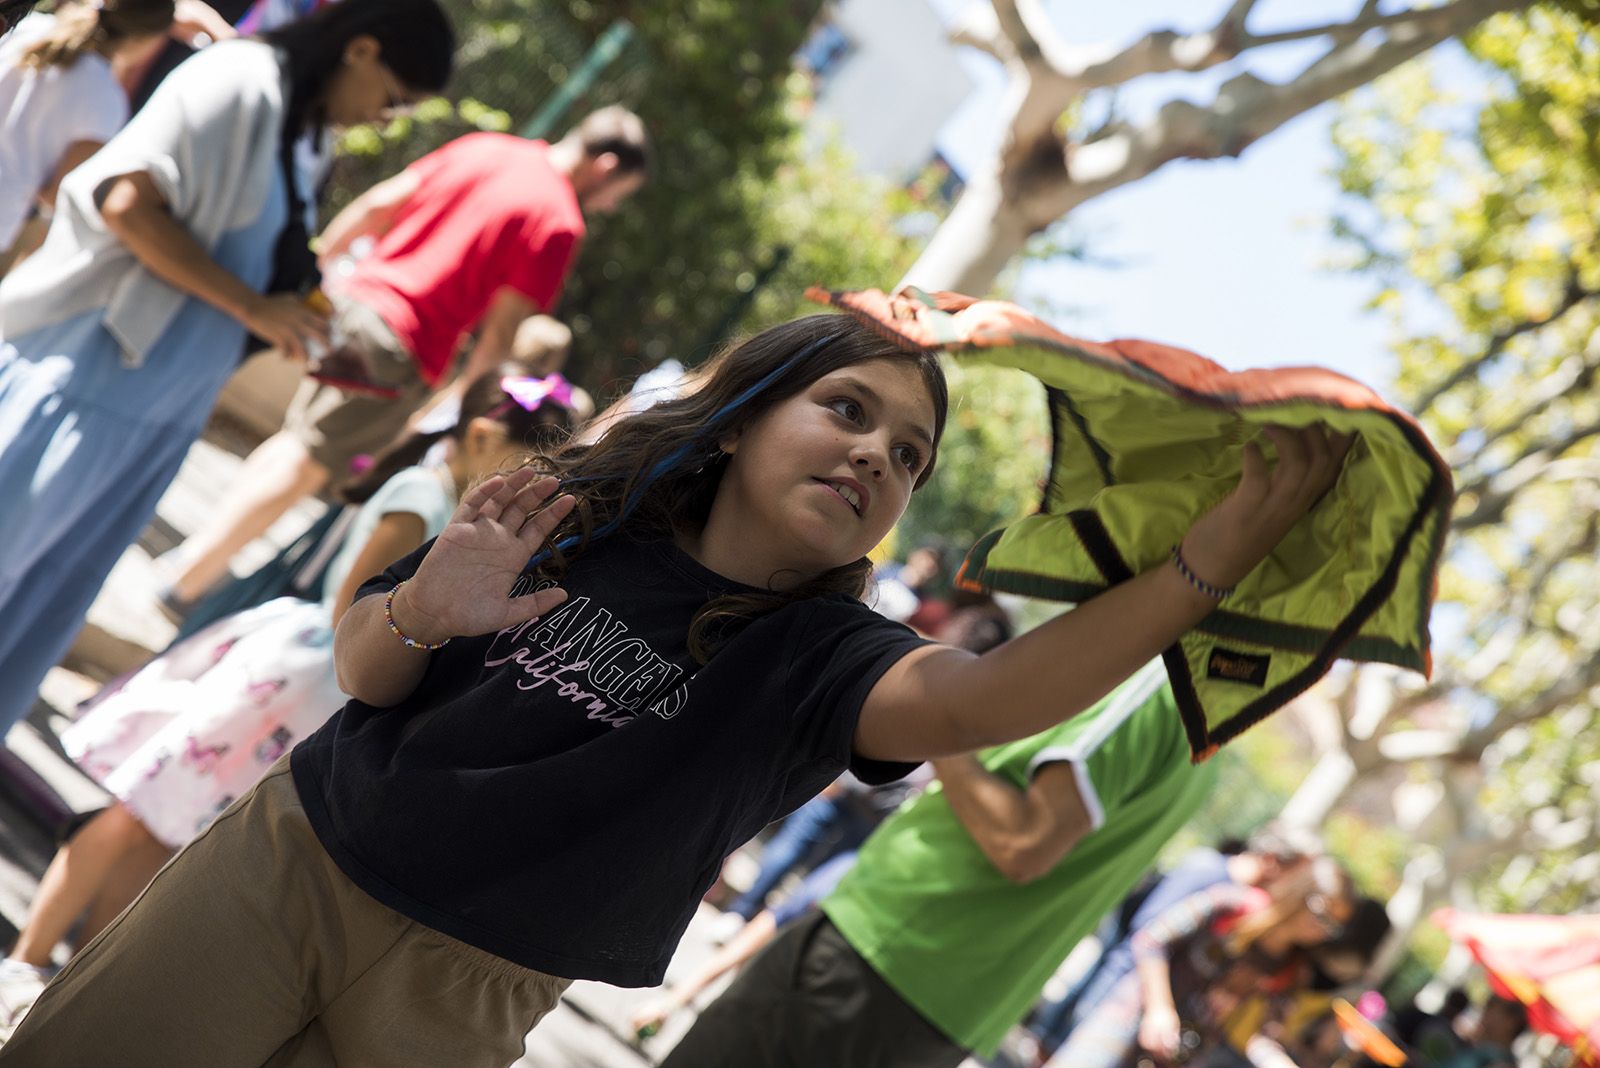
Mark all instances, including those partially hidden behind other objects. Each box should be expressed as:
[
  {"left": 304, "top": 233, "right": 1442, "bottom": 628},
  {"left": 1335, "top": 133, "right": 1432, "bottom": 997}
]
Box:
[
  {"left": 1330, "top": 4, "right": 1600, "bottom": 917},
  {"left": 894, "top": 360, "right": 1052, "bottom": 558}
]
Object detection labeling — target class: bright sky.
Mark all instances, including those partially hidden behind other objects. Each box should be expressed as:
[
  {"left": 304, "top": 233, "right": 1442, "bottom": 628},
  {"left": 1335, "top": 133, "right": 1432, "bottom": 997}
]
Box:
[{"left": 922, "top": 0, "right": 1475, "bottom": 396}]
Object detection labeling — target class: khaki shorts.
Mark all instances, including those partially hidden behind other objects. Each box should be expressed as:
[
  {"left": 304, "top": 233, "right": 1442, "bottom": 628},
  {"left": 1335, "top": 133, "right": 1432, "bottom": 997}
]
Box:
[
  {"left": 1, "top": 759, "right": 570, "bottom": 1068},
  {"left": 282, "top": 294, "right": 434, "bottom": 478}
]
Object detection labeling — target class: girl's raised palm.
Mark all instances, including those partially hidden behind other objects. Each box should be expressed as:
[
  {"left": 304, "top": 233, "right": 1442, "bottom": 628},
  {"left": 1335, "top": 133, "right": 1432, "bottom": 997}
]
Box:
[{"left": 397, "top": 468, "right": 574, "bottom": 639}]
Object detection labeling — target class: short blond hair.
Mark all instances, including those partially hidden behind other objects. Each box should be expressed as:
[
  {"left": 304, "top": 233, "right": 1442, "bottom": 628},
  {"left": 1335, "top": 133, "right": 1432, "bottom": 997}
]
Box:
[{"left": 511, "top": 316, "right": 572, "bottom": 375}]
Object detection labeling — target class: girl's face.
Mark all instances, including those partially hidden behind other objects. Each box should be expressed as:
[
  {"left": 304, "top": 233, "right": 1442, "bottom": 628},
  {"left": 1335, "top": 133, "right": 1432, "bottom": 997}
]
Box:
[
  {"left": 718, "top": 358, "right": 937, "bottom": 577},
  {"left": 460, "top": 419, "right": 529, "bottom": 483},
  {"left": 322, "top": 35, "right": 426, "bottom": 129}
]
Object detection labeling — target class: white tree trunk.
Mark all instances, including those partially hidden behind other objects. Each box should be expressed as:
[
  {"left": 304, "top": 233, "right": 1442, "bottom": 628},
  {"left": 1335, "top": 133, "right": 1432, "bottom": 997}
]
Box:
[
  {"left": 899, "top": 171, "right": 1038, "bottom": 294},
  {"left": 1277, "top": 749, "right": 1358, "bottom": 831}
]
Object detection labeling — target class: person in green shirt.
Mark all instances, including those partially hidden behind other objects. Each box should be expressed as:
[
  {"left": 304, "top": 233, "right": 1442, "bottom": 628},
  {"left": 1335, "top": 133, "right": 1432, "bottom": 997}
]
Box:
[{"left": 659, "top": 660, "right": 1221, "bottom": 1067}]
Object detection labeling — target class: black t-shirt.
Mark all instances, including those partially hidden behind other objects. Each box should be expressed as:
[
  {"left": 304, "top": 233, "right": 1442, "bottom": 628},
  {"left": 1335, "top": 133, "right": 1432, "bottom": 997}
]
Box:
[{"left": 291, "top": 534, "right": 927, "bottom": 986}]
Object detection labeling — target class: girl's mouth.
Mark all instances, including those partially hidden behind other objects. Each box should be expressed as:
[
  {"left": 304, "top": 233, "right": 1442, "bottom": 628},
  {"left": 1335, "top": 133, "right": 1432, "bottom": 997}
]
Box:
[{"left": 815, "top": 478, "right": 863, "bottom": 517}]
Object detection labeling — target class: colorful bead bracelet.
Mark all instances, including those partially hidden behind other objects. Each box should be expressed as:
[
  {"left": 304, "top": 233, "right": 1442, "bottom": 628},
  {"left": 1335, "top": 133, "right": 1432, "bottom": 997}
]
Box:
[{"left": 384, "top": 580, "right": 451, "bottom": 651}]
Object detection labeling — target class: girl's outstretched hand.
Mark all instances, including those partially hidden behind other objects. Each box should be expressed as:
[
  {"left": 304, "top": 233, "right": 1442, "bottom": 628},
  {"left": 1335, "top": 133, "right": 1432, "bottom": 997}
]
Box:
[
  {"left": 1179, "top": 424, "right": 1354, "bottom": 591},
  {"left": 391, "top": 468, "right": 575, "bottom": 642}
]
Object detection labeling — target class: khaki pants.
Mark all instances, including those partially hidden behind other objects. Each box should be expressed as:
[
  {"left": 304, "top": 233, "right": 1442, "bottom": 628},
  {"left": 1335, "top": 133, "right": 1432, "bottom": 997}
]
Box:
[
  {"left": 0, "top": 760, "right": 569, "bottom": 1067},
  {"left": 282, "top": 294, "right": 434, "bottom": 478}
]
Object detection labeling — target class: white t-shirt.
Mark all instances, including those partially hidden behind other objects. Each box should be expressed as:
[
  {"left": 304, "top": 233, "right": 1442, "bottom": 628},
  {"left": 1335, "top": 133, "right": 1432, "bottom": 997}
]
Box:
[
  {"left": 318, "top": 465, "right": 457, "bottom": 613},
  {"left": 0, "top": 13, "right": 129, "bottom": 248}
]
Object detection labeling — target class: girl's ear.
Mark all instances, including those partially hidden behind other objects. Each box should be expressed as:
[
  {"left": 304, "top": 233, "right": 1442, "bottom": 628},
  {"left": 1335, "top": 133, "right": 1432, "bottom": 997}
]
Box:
[
  {"left": 463, "top": 416, "right": 506, "bottom": 457},
  {"left": 717, "top": 430, "right": 739, "bottom": 456},
  {"left": 343, "top": 34, "right": 380, "bottom": 67}
]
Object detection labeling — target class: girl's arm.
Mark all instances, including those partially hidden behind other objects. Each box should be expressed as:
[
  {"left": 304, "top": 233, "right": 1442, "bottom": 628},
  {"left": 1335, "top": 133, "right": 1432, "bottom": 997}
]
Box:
[
  {"left": 98, "top": 172, "right": 329, "bottom": 360},
  {"left": 856, "top": 424, "right": 1349, "bottom": 761},
  {"left": 334, "top": 469, "right": 574, "bottom": 707},
  {"left": 328, "top": 511, "right": 429, "bottom": 630}
]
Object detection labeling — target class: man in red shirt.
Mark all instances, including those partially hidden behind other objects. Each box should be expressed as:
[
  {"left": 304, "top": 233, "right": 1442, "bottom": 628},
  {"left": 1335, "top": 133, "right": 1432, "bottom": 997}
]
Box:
[{"left": 163, "top": 106, "right": 647, "bottom": 605}]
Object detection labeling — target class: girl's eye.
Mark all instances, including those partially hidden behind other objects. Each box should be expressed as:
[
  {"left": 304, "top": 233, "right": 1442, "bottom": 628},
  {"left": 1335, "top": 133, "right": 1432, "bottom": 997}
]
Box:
[
  {"left": 894, "top": 444, "right": 922, "bottom": 472},
  {"left": 827, "top": 398, "right": 864, "bottom": 423}
]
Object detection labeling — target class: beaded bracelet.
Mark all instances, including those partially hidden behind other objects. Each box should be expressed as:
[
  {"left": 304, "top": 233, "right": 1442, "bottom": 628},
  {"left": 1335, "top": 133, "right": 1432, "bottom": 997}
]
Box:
[
  {"left": 384, "top": 581, "right": 451, "bottom": 652},
  {"left": 1169, "top": 544, "right": 1235, "bottom": 601}
]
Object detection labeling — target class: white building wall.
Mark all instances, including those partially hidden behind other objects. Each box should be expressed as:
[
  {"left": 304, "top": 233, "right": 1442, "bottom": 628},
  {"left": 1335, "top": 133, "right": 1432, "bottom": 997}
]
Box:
[{"left": 804, "top": 0, "right": 973, "bottom": 183}]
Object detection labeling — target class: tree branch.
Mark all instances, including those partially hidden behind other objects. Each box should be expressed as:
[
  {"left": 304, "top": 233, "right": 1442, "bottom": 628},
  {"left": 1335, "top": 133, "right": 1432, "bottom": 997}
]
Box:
[
  {"left": 1452, "top": 425, "right": 1600, "bottom": 529},
  {"left": 1064, "top": 0, "right": 1517, "bottom": 94},
  {"left": 1413, "top": 269, "right": 1599, "bottom": 416},
  {"left": 949, "top": 5, "right": 1014, "bottom": 64},
  {"left": 1034, "top": 0, "right": 1532, "bottom": 226},
  {"left": 1247, "top": 7, "right": 1480, "bottom": 50},
  {"left": 990, "top": 0, "right": 1070, "bottom": 72},
  {"left": 1224, "top": 0, "right": 1265, "bottom": 24},
  {"left": 1452, "top": 350, "right": 1600, "bottom": 468},
  {"left": 1465, "top": 650, "right": 1600, "bottom": 755}
]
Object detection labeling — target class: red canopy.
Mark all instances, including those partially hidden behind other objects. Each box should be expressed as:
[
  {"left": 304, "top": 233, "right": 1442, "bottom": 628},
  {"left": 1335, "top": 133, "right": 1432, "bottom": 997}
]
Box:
[{"left": 1435, "top": 908, "right": 1600, "bottom": 1066}]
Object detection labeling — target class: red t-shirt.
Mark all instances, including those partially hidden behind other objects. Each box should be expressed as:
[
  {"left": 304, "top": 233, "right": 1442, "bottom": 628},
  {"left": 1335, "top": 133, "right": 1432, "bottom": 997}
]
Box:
[{"left": 337, "top": 134, "right": 584, "bottom": 384}]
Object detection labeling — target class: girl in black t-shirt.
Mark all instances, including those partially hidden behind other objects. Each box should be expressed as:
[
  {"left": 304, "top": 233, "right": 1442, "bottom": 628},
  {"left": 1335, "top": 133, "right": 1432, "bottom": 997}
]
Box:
[{"left": 4, "top": 310, "right": 1349, "bottom": 1064}]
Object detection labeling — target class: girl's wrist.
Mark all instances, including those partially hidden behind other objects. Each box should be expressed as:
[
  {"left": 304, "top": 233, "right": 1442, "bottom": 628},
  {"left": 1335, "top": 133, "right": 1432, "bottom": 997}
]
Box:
[
  {"left": 1152, "top": 548, "right": 1226, "bottom": 614},
  {"left": 1169, "top": 542, "right": 1236, "bottom": 602},
  {"left": 388, "top": 581, "right": 455, "bottom": 648}
]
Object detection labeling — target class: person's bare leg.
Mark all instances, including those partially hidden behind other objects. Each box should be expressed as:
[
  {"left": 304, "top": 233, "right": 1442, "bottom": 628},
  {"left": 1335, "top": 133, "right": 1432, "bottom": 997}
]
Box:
[
  {"left": 167, "top": 432, "right": 330, "bottom": 601},
  {"left": 73, "top": 833, "right": 174, "bottom": 951},
  {"left": 8, "top": 804, "right": 153, "bottom": 967}
]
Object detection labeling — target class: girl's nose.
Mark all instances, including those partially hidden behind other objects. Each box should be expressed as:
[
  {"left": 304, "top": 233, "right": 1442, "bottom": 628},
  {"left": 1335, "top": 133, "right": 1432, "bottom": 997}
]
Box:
[{"left": 853, "top": 452, "right": 885, "bottom": 480}]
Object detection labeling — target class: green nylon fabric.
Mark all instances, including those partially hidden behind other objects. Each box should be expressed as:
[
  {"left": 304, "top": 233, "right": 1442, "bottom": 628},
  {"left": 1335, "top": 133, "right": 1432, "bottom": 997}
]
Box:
[{"left": 812, "top": 286, "right": 1453, "bottom": 756}]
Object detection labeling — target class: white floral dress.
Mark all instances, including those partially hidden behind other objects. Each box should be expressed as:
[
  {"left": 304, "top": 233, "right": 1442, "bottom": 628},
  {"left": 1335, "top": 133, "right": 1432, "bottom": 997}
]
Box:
[{"left": 63, "top": 466, "right": 455, "bottom": 848}]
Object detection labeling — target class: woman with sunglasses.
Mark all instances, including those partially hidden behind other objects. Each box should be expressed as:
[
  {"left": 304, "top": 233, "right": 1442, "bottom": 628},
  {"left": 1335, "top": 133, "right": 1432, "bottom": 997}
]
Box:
[
  {"left": 0, "top": 368, "right": 572, "bottom": 1029},
  {"left": 1046, "top": 856, "right": 1355, "bottom": 1067},
  {"left": 0, "top": 0, "right": 454, "bottom": 739}
]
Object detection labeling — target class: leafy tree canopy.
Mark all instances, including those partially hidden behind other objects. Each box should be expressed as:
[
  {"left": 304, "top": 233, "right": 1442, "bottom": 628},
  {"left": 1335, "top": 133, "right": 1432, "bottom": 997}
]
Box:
[{"left": 1329, "top": 3, "right": 1600, "bottom": 917}]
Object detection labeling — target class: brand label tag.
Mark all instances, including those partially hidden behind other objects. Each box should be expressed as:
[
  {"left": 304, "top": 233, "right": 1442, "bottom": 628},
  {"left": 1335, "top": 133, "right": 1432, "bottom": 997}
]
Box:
[{"left": 1206, "top": 647, "right": 1271, "bottom": 687}]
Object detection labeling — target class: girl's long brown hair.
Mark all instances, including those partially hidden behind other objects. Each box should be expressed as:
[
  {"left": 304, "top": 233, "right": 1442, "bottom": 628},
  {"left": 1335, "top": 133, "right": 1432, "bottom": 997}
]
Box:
[
  {"left": 19, "top": 0, "right": 173, "bottom": 70},
  {"left": 519, "top": 313, "right": 949, "bottom": 662}
]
